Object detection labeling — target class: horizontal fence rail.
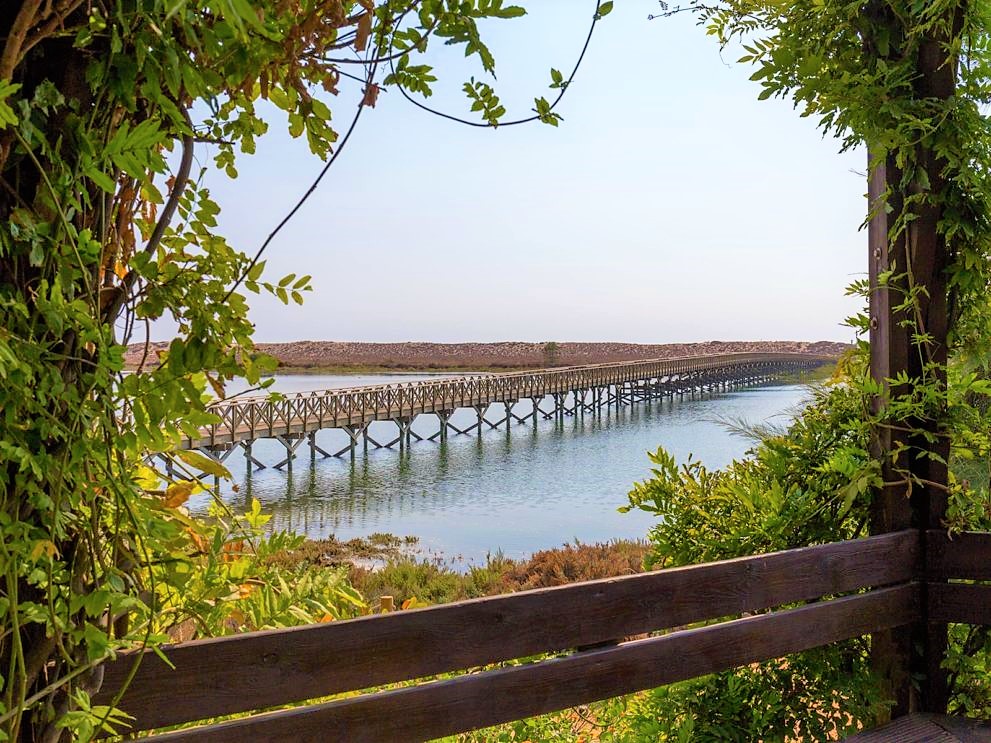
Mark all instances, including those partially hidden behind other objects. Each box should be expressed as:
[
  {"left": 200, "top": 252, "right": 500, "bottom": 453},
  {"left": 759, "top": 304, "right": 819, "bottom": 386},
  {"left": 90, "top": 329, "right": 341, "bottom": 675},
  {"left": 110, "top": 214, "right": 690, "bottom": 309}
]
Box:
[
  {"left": 148, "top": 587, "right": 920, "bottom": 743},
  {"left": 927, "top": 530, "right": 991, "bottom": 627},
  {"left": 97, "top": 530, "right": 919, "bottom": 740},
  {"left": 183, "top": 352, "right": 832, "bottom": 451}
]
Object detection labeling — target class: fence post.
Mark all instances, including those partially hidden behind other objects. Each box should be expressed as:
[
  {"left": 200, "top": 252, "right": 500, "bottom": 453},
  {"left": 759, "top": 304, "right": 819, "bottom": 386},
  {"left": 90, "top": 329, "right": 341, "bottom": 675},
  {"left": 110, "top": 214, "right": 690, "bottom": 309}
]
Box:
[{"left": 867, "top": 149, "right": 950, "bottom": 717}]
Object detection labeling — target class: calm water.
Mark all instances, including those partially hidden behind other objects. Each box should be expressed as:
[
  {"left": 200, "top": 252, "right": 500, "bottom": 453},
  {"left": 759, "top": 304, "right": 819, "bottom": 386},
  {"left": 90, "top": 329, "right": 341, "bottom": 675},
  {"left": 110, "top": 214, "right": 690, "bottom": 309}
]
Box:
[{"left": 192, "top": 375, "right": 809, "bottom": 564}]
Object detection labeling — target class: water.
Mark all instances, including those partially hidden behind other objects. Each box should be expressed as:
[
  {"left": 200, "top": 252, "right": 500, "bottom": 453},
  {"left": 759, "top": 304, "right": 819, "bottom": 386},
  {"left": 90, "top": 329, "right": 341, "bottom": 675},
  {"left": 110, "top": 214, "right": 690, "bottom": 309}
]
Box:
[{"left": 192, "top": 375, "right": 809, "bottom": 564}]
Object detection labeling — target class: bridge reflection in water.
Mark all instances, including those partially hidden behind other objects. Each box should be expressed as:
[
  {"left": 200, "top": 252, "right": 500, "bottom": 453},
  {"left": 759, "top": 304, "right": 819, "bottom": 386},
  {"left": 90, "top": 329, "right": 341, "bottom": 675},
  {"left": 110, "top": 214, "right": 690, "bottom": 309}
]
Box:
[{"left": 177, "top": 352, "right": 832, "bottom": 472}]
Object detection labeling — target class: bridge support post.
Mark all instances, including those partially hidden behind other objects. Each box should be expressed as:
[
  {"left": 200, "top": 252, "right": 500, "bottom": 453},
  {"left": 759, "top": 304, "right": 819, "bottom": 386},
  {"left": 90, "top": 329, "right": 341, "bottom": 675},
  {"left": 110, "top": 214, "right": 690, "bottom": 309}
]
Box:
[
  {"left": 396, "top": 417, "right": 416, "bottom": 450},
  {"left": 335, "top": 423, "right": 368, "bottom": 460},
  {"left": 528, "top": 397, "right": 542, "bottom": 426},
  {"left": 308, "top": 431, "right": 334, "bottom": 460},
  {"left": 274, "top": 434, "right": 306, "bottom": 470},
  {"left": 242, "top": 441, "right": 265, "bottom": 471},
  {"left": 435, "top": 410, "right": 454, "bottom": 442}
]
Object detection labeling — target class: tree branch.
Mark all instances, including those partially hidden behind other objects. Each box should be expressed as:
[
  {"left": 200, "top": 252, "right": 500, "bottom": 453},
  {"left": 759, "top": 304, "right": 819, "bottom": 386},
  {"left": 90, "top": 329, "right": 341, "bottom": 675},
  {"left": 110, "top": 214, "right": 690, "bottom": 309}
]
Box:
[{"left": 0, "top": 0, "right": 44, "bottom": 81}]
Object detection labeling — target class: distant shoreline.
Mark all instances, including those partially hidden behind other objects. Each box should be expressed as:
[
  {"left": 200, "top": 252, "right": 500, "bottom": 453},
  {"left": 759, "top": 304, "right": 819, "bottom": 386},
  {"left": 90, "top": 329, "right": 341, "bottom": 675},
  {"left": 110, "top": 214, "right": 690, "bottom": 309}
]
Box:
[
  {"left": 266, "top": 365, "right": 502, "bottom": 376},
  {"left": 125, "top": 339, "right": 849, "bottom": 372}
]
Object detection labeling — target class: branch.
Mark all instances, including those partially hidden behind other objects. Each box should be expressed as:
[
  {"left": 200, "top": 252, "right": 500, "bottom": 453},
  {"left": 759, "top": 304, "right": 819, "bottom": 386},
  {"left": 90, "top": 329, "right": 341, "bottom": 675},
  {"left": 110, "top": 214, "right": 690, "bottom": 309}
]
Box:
[
  {"left": 20, "top": 0, "right": 88, "bottom": 59},
  {"left": 0, "top": 0, "right": 44, "bottom": 80},
  {"left": 391, "top": 0, "right": 602, "bottom": 129},
  {"left": 221, "top": 66, "right": 377, "bottom": 303}
]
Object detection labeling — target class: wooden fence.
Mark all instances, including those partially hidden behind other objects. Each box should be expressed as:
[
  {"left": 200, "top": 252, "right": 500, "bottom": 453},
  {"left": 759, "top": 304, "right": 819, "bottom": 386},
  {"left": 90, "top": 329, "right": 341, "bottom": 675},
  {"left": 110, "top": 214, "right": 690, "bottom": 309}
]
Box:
[{"left": 93, "top": 528, "right": 991, "bottom": 741}]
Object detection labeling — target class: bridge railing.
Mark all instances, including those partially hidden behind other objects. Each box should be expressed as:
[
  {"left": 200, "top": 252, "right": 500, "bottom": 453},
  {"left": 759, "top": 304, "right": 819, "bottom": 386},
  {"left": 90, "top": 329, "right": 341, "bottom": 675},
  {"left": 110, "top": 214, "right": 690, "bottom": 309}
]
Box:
[
  {"left": 194, "top": 352, "right": 833, "bottom": 445},
  {"left": 90, "top": 526, "right": 991, "bottom": 742}
]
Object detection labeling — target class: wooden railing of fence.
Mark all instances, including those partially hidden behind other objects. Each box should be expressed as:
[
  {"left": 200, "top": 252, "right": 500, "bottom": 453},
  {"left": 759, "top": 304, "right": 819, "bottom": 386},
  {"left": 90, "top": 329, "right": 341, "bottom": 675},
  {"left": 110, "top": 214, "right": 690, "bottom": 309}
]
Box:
[{"left": 91, "top": 527, "right": 991, "bottom": 741}]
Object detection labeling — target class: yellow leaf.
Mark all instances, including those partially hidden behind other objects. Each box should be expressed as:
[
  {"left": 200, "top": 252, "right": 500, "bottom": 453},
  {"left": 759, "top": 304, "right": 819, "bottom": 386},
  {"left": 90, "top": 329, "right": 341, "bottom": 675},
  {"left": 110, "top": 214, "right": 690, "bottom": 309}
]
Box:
[
  {"left": 31, "top": 540, "right": 58, "bottom": 560},
  {"left": 185, "top": 527, "right": 209, "bottom": 553},
  {"left": 354, "top": 12, "right": 372, "bottom": 52},
  {"left": 206, "top": 374, "right": 226, "bottom": 400},
  {"left": 175, "top": 449, "right": 231, "bottom": 478},
  {"left": 133, "top": 464, "right": 161, "bottom": 490},
  {"left": 164, "top": 480, "right": 196, "bottom": 508}
]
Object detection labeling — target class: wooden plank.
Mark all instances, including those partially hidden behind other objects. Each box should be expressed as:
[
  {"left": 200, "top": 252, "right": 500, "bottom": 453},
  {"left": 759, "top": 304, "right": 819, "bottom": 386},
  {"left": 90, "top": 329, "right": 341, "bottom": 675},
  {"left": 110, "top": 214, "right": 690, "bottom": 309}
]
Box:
[
  {"left": 927, "top": 531, "right": 991, "bottom": 580},
  {"left": 845, "top": 713, "right": 991, "bottom": 741},
  {"left": 928, "top": 583, "right": 991, "bottom": 626},
  {"left": 145, "top": 584, "right": 920, "bottom": 743},
  {"left": 96, "top": 531, "right": 918, "bottom": 731}
]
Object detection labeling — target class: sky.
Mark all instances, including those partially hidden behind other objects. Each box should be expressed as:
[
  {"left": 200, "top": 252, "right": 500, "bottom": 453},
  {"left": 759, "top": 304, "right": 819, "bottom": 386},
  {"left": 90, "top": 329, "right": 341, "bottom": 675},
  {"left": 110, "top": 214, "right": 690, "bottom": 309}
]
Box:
[{"left": 188, "top": 0, "right": 867, "bottom": 345}]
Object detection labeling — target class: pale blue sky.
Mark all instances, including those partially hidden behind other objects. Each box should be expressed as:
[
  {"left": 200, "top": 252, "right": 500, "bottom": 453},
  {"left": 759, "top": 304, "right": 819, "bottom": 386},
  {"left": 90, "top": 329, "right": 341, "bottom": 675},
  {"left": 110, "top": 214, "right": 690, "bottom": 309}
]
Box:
[{"left": 191, "top": 1, "right": 865, "bottom": 344}]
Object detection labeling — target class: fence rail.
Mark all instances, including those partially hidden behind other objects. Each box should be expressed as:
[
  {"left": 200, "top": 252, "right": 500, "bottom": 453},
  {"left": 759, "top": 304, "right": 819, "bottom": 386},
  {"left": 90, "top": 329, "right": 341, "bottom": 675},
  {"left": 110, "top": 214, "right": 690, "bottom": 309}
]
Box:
[{"left": 91, "top": 528, "right": 991, "bottom": 741}]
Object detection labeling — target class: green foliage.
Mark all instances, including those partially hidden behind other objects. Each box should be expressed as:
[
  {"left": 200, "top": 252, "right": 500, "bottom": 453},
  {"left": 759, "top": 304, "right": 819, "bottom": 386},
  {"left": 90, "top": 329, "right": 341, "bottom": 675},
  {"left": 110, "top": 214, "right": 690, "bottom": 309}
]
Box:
[
  {"left": 619, "top": 373, "right": 886, "bottom": 739},
  {"left": 624, "top": 380, "right": 878, "bottom": 568},
  {"left": 690, "top": 0, "right": 991, "bottom": 484},
  {"left": 618, "top": 348, "right": 991, "bottom": 739},
  {"left": 611, "top": 648, "right": 886, "bottom": 743}
]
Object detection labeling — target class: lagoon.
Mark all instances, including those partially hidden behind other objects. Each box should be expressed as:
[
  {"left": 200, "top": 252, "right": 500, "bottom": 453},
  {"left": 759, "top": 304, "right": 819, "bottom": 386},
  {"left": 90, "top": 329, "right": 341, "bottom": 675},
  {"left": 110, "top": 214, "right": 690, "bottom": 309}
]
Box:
[{"left": 191, "top": 375, "right": 809, "bottom": 564}]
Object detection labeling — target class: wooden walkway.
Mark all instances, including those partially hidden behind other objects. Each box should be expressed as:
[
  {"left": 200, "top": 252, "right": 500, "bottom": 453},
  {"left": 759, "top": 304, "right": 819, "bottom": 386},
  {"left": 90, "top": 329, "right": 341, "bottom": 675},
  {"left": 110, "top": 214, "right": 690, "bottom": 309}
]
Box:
[
  {"left": 847, "top": 714, "right": 991, "bottom": 741},
  {"left": 176, "top": 351, "right": 832, "bottom": 469}
]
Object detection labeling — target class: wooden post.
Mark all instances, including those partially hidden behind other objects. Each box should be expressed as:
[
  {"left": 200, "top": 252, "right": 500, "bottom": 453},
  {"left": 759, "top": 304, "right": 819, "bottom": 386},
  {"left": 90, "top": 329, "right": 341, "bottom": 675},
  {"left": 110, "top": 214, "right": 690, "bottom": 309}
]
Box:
[{"left": 868, "top": 147, "right": 951, "bottom": 717}]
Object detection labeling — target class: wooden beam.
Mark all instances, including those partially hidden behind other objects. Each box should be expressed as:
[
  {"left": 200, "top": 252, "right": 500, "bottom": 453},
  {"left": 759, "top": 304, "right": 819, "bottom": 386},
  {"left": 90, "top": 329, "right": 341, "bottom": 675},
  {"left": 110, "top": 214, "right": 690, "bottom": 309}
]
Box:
[
  {"left": 142, "top": 585, "right": 920, "bottom": 743},
  {"left": 926, "top": 530, "right": 991, "bottom": 580},
  {"left": 97, "top": 531, "right": 918, "bottom": 731},
  {"left": 928, "top": 583, "right": 991, "bottom": 626}
]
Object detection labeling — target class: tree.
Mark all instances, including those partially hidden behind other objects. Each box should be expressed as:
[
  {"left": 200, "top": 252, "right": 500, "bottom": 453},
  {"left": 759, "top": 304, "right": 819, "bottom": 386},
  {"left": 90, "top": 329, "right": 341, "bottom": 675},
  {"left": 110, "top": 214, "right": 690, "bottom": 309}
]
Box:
[
  {"left": 542, "top": 341, "right": 561, "bottom": 367},
  {"left": 0, "top": 1, "right": 608, "bottom": 738}
]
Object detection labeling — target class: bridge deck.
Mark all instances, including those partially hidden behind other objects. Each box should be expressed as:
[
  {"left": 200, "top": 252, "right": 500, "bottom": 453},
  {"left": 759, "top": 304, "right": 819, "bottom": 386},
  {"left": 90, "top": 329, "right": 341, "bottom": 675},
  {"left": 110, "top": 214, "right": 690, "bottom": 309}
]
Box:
[{"left": 177, "top": 352, "right": 833, "bottom": 465}]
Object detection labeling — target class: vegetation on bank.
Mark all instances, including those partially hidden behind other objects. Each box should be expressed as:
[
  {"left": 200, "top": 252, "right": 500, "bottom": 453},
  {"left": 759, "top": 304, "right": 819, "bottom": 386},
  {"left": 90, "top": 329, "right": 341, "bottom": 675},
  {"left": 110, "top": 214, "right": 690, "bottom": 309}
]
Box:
[
  {"left": 122, "top": 340, "right": 850, "bottom": 374},
  {"left": 268, "top": 537, "right": 649, "bottom": 608}
]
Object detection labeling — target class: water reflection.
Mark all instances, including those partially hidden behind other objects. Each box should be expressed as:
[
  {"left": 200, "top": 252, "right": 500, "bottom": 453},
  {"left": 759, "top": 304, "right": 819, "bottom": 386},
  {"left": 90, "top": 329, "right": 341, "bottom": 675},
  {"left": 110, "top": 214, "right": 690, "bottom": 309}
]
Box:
[{"left": 191, "top": 380, "right": 809, "bottom": 563}]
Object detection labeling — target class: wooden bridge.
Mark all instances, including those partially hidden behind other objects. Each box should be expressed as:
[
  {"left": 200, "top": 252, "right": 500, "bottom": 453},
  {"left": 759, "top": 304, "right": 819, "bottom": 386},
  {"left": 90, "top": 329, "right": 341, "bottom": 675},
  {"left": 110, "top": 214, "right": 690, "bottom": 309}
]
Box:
[{"left": 181, "top": 352, "right": 833, "bottom": 470}]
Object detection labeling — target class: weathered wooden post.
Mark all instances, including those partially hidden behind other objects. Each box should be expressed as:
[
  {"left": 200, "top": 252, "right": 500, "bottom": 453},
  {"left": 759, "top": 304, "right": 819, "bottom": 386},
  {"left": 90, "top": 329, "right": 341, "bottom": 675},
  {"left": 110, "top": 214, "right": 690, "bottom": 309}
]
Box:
[
  {"left": 868, "top": 146, "right": 951, "bottom": 717},
  {"left": 865, "top": 7, "right": 963, "bottom": 718}
]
